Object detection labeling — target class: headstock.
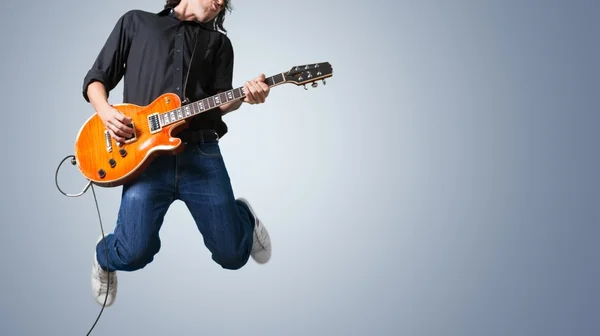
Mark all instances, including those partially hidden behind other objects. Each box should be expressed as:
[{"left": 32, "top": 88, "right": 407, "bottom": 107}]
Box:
[{"left": 284, "top": 62, "right": 333, "bottom": 89}]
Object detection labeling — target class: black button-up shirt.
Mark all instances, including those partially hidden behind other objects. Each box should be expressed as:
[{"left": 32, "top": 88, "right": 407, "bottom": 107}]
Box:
[{"left": 82, "top": 8, "right": 234, "bottom": 137}]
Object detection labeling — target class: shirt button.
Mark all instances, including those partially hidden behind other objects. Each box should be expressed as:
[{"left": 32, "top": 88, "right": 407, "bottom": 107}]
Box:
[
  {"left": 177, "top": 49, "right": 180, "bottom": 52},
  {"left": 176, "top": 87, "right": 180, "bottom": 91},
  {"left": 176, "top": 67, "right": 180, "bottom": 71}
]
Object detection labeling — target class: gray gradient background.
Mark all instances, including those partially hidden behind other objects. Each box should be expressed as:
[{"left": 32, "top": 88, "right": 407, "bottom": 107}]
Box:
[{"left": 0, "top": 0, "right": 598, "bottom": 335}]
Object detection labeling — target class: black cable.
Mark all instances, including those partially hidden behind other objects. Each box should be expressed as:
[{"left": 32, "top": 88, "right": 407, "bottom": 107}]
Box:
[
  {"left": 55, "top": 155, "right": 110, "bottom": 335},
  {"left": 54, "top": 15, "right": 201, "bottom": 334}
]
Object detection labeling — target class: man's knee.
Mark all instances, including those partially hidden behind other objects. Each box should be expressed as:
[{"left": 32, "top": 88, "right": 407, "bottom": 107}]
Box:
[
  {"left": 211, "top": 249, "right": 250, "bottom": 270},
  {"left": 103, "top": 233, "right": 161, "bottom": 271},
  {"left": 119, "top": 245, "right": 158, "bottom": 270}
]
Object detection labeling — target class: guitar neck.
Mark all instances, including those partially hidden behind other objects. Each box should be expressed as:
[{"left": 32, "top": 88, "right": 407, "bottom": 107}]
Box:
[{"left": 157, "top": 73, "right": 286, "bottom": 127}]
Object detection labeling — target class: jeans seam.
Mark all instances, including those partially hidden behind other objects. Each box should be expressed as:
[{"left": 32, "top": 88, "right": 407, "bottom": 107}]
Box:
[{"left": 175, "top": 151, "right": 183, "bottom": 181}]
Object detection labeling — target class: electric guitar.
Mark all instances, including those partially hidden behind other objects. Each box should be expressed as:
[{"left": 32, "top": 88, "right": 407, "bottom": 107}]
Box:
[{"left": 73, "top": 62, "right": 333, "bottom": 187}]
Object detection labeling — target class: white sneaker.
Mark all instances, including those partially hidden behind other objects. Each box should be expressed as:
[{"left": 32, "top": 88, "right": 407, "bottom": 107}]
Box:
[
  {"left": 91, "top": 234, "right": 117, "bottom": 306},
  {"left": 238, "top": 198, "right": 272, "bottom": 264}
]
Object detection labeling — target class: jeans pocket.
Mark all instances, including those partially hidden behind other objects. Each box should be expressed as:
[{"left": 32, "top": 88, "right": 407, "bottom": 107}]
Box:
[{"left": 193, "top": 141, "right": 223, "bottom": 158}]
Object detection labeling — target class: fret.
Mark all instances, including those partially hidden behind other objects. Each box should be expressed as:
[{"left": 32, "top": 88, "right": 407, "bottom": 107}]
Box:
[
  {"left": 233, "top": 88, "right": 242, "bottom": 99},
  {"left": 152, "top": 70, "right": 303, "bottom": 127},
  {"left": 271, "top": 74, "right": 284, "bottom": 85}
]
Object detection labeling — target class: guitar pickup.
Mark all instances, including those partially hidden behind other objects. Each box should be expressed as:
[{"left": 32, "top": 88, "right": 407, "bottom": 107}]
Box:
[
  {"left": 148, "top": 113, "right": 162, "bottom": 134},
  {"left": 123, "top": 122, "right": 137, "bottom": 144}
]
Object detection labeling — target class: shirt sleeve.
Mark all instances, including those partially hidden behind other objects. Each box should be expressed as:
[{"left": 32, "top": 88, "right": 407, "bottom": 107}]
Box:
[
  {"left": 212, "top": 35, "right": 234, "bottom": 92},
  {"left": 82, "top": 11, "right": 135, "bottom": 102}
]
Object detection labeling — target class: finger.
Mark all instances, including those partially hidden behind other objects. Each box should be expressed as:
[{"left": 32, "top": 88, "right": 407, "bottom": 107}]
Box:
[
  {"left": 248, "top": 81, "right": 262, "bottom": 97},
  {"left": 112, "top": 121, "right": 132, "bottom": 137},
  {"left": 255, "top": 79, "right": 270, "bottom": 92},
  {"left": 255, "top": 73, "right": 265, "bottom": 82},
  {"left": 108, "top": 128, "right": 125, "bottom": 143},
  {"left": 114, "top": 111, "right": 130, "bottom": 122},
  {"left": 250, "top": 81, "right": 266, "bottom": 103},
  {"left": 258, "top": 82, "right": 270, "bottom": 97},
  {"left": 242, "top": 83, "right": 250, "bottom": 103},
  {"left": 243, "top": 83, "right": 253, "bottom": 103},
  {"left": 109, "top": 119, "right": 132, "bottom": 137},
  {"left": 246, "top": 82, "right": 258, "bottom": 104},
  {"left": 114, "top": 113, "right": 132, "bottom": 127},
  {"left": 109, "top": 124, "right": 128, "bottom": 140}
]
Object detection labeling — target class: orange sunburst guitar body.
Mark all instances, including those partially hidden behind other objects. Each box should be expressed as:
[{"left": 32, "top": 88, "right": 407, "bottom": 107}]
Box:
[
  {"left": 73, "top": 62, "right": 333, "bottom": 187},
  {"left": 75, "top": 93, "right": 186, "bottom": 187}
]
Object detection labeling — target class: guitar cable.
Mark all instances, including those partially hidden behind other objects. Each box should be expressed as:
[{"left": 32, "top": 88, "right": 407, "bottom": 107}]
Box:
[
  {"left": 54, "top": 154, "right": 110, "bottom": 336},
  {"left": 53, "top": 20, "right": 201, "bottom": 334}
]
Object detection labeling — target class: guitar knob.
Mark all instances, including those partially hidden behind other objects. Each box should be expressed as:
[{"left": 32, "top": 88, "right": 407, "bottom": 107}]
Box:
[
  {"left": 109, "top": 158, "right": 116, "bottom": 168},
  {"left": 98, "top": 169, "right": 106, "bottom": 179},
  {"left": 322, "top": 79, "right": 326, "bottom": 85},
  {"left": 311, "top": 82, "right": 318, "bottom": 88}
]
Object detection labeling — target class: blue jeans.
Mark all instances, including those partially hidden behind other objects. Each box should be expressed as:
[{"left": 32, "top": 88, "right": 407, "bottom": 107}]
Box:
[{"left": 96, "top": 130, "right": 255, "bottom": 271}]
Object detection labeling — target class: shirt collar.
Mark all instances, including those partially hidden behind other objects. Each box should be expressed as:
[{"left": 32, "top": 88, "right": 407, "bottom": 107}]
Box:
[
  {"left": 157, "top": 7, "right": 217, "bottom": 30},
  {"left": 157, "top": 8, "right": 174, "bottom": 16}
]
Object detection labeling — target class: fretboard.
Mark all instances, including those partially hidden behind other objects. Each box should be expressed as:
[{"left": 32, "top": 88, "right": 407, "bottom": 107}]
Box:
[{"left": 157, "top": 72, "right": 286, "bottom": 127}]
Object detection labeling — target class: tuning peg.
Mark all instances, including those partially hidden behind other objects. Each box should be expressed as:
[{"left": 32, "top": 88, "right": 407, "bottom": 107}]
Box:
[
  {"left": 311, "top": 82, "right": 318, "bottom": 88},
  {"left": 322, "top": 79, "right": 326, "bottom": 85},
  {"left": 303, "top": 84, "right": 308, "bottom": 90}
]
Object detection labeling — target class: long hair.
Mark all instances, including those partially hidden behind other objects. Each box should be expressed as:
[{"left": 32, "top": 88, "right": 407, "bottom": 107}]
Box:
[{"left": 164, "top": 0, "right": 232, "bottom": 33}]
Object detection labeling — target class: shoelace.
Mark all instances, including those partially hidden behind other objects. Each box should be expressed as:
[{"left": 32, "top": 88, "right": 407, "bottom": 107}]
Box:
[
  {"left": 97, "top": 267, "right": 115, "bottom": 293},
  {"left": 251, "top": 221, "right": 269, "bottom": 252}
]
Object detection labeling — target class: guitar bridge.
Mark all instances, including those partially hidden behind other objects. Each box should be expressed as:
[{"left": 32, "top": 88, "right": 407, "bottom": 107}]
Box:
[{"left": 104, "top": 130, "right": 112, "bottom": 153}]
